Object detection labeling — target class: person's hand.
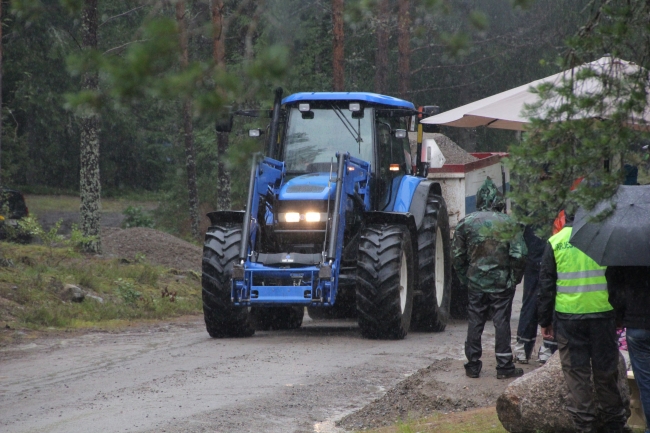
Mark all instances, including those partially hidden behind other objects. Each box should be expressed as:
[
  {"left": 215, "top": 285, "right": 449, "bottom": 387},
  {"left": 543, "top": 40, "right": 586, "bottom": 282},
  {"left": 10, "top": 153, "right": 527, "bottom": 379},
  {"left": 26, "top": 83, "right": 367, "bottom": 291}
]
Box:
[{"left": 541, "top": 325, "right": 554, "bottom": 340}]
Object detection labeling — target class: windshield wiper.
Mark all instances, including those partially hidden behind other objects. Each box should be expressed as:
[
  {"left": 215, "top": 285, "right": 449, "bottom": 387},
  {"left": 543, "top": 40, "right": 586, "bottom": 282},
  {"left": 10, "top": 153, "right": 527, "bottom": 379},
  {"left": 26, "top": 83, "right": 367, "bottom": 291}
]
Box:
[{"left": 330, "top": 104, "right": 362, "bottom": 145}]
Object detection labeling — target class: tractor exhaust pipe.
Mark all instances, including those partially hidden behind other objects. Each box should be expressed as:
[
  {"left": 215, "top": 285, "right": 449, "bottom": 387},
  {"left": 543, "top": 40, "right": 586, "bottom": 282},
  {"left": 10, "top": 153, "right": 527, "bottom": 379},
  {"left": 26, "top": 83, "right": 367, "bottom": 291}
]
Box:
[
  {"left": 327, "top": 153, "right": 346, "bottom": 261},
  {"left": 266, "top": 87, "right": 283, "bottom": 159}
]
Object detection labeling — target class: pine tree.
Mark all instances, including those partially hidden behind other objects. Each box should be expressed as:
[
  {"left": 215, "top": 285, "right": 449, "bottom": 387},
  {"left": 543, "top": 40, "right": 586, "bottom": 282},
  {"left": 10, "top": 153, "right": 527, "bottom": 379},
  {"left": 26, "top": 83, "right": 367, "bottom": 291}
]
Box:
[
  {"left": 176, "top": 0, "right": 200, "bottom": 239},
  {"left": 79, "top": 0, "right": 102, "bottom": 253}
]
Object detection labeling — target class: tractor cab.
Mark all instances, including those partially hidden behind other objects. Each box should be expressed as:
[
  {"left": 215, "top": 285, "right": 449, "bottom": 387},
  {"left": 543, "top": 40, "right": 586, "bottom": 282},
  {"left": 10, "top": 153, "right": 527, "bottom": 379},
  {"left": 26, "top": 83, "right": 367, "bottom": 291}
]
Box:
[{"left": 278, "top": 92, "right": 416, "bottom": 211}]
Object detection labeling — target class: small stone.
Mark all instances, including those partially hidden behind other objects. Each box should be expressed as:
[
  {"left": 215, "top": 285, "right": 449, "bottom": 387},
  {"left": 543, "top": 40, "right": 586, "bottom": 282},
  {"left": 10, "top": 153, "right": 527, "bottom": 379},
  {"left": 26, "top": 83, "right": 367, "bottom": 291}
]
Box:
[{"left": 0, "top": 258, "right": 15, "bottom": 267}]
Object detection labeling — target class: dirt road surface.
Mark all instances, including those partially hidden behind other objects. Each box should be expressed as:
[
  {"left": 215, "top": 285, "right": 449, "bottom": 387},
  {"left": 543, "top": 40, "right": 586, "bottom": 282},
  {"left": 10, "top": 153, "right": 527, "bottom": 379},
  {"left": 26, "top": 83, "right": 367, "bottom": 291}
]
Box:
[{"left": 0, "top": 293, "right": 528, "bottom": 433}]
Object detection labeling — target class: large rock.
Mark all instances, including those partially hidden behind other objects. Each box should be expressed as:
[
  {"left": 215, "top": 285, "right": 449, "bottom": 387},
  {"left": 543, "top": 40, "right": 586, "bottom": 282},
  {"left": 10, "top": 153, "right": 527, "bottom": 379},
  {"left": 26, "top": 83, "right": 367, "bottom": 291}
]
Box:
[
  {"left": 60, "top": 284, "right": 85, "bottom": 303},
  {"left": 497, "top": 351, "right": 630, "bottom": 433}
]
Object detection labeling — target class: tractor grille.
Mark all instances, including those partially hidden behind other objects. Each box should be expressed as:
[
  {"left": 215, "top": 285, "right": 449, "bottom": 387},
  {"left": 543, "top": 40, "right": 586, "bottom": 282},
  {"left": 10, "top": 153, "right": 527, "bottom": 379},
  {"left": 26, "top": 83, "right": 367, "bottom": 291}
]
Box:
[{"left": 285, "top": 185, "right": 327, "bottom": 193}]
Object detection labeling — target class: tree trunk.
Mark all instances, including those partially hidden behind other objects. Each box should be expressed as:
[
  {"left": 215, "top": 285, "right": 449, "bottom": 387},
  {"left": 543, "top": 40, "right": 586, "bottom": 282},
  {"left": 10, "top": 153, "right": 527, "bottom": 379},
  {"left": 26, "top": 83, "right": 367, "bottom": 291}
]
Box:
[
  {"left": 216, "top": 132, "right": 231, "bottom": 211},
  {"left": 0, "top": 1, "right": 3, "bottom": 183},
  {"left": 374, "top": 0, "right": 389, "bottom": 94},
  {"left": 212, "top": 0, "right": 231, "bottom": 211},
  {"left": 176, "top": 0, "right": 200, "bottom": 239},
  {"left": 332, "top": 0, "right": 344, "bottom": 91},
  {"left": 244, "top": 1, "right": 261, "bottom": 61},
  {"left": 397, "top": 0, "right": 410, "bottom": 100},
  {"left": 211, "top": 0, "right": 226, "bottom": 68},
  {"left": 80, "top": 0, "right": 102, "bottom": 253}
]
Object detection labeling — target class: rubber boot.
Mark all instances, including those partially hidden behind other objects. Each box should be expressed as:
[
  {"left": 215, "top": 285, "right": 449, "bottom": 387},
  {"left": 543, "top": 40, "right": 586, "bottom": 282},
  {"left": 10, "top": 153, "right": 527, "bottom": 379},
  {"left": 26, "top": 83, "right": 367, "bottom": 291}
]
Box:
[
  {"left": 513, "top": 340, "right": 528, "bottom": 364},
  {"left": 538, "top": 344, "right": 553, "bottom": 364},
  {"left": 497, "top": 367, "right": 524, "bottom": 379}
]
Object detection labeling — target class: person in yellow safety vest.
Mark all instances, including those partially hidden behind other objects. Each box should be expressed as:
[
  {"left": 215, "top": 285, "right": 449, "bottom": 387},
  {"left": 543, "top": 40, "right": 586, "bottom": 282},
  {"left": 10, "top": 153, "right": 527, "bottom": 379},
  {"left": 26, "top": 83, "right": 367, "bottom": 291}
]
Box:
[{"left": 537, "top": 211, "right": 627, "bottom": 433}]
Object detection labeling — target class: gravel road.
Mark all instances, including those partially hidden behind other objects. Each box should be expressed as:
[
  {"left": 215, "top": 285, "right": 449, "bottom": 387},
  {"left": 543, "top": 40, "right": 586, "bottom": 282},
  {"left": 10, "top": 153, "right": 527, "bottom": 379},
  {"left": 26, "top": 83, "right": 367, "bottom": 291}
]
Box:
[{"left": 0, "top": 293, "right": 526, "bottom": 433}]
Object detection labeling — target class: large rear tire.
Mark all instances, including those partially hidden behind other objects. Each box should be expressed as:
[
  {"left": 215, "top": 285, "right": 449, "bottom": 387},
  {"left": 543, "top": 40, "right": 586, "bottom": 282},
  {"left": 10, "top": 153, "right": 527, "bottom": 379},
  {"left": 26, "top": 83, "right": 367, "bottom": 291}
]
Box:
[
  {"left": 250, "top": 306, "right": 304, "bottom": 330},
  {"left": 411, "top": 194, "right": 452, "bottom": 332},
  {"left": 356, "top": 224, "right": 415, "bottom": 340},
  {"left": 202, "top": 223, "right": 254, "bottom": 338}
]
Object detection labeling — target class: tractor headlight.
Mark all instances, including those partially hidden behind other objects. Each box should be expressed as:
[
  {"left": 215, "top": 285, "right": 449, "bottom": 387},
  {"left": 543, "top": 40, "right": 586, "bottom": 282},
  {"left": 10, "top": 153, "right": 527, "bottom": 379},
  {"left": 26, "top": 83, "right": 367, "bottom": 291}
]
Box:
[
  {"left": 284, "top": 212, "right": 300, "bottom": 223},
  {"left": 305, "top": 212, "right": 321, "bottom": 222},
  {"left": 279, "top": 211, "right": 325, "bottom": 223}
]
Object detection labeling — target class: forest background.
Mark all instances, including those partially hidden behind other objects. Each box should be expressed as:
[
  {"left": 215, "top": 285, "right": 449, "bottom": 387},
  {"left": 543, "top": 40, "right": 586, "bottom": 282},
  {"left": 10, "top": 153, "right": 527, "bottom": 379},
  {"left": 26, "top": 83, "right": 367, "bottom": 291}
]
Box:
[{"left": 0, "top": 0, "right": 624, "bottom": 241}]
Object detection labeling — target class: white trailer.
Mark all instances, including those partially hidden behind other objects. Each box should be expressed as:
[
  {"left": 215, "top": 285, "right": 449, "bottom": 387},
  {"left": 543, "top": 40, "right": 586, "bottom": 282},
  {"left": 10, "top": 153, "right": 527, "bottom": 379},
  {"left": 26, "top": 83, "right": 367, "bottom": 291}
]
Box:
[{"left": 427, "top": 152, "right": 510, "bottom": 229}]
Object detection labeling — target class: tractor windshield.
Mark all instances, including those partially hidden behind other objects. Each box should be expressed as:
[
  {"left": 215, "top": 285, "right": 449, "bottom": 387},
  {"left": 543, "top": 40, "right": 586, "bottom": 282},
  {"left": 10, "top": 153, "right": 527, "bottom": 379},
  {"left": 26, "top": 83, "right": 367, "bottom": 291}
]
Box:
[{"left": 283, "top": 106, "right": 373, "bottom": 172}]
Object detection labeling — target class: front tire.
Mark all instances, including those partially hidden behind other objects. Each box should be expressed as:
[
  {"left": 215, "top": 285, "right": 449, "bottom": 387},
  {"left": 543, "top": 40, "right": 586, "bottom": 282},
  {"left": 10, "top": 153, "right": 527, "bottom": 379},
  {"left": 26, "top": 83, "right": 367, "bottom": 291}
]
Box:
[
  {"left": 411, "top": 194, "right": 452, "bottom": 332},
  {"left": 202, "top": 223, "right": 254, "bottom": 338},
  {"left": 356, "top": 224, "right": 415, "bottom": 339}
]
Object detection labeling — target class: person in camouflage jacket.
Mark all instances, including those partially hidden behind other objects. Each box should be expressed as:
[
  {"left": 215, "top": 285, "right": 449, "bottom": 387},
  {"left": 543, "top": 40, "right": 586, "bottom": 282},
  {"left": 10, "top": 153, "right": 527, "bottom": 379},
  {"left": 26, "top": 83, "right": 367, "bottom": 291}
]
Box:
[{"left": 453, "top": 177, "right": 527, "bottom": 379}]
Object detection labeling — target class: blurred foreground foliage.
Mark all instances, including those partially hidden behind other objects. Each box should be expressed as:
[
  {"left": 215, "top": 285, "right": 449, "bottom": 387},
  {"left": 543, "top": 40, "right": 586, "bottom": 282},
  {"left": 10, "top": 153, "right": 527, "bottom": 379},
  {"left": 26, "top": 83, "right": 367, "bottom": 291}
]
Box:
[
  {"left": 508, "top": 0, "right": 650, "bottom": 235},
  {"left": 4, "top": 0, "right": 630, "bottom": 237}
]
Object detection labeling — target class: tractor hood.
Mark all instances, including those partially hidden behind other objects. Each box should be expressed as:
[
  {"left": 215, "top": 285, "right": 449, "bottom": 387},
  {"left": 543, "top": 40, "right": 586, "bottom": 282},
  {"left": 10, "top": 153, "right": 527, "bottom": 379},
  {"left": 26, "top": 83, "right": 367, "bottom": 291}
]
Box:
[{"left": 279, "top": 173, "right": 334, "bottom": 201}]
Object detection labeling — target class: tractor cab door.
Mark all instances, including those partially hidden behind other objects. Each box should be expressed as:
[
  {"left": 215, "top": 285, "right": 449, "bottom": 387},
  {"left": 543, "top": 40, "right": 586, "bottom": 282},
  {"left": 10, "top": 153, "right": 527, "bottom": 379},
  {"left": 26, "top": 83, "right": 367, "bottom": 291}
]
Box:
[{"left": 375, "top": 114, "right": 412, "bottom": 211}]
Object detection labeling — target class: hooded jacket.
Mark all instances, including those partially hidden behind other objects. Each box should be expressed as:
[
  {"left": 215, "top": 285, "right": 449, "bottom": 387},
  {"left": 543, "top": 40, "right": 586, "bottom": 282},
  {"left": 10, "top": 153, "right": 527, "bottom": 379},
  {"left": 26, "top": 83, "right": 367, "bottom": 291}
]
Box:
[{"left": 452, "top": 179, "right": 527, "bottom": 293}]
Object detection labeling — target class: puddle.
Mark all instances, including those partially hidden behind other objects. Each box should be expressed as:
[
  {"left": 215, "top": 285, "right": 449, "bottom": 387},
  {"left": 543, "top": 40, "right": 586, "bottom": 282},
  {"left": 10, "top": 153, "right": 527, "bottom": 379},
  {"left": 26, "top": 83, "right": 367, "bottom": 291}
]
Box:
[
  {"left": 314, "top": 409, "right": 356, "bottom": 433},
  {"left": 313, "top": 419, "right": 345, "bottom": 433},
  {"left": 0, "top": 342, "right": 40, "bottom": 352}
]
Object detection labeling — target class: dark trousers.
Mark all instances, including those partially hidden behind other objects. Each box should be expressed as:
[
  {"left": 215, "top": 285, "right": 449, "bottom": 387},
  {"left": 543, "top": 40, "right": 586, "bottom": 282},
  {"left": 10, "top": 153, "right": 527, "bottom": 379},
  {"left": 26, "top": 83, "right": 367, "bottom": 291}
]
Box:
[
  {"left": 465, "top": 289, "right": 516, "bottom": 375},
  {"left": 627, "top": 328, "right": 650, "bottom": 432},
  {"left": 556, "top": 317, "right": 627, "bottom": 433},
  {"left": 516, "top": 265, "right": 557, "bottom": 358}
]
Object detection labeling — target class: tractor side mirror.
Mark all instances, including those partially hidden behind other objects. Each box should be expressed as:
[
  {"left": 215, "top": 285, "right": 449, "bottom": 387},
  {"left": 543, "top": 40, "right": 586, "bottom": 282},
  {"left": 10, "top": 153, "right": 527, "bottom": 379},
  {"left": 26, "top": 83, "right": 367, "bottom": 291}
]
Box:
[
  {"left": 215, "top": 108, "right": 234, "bottom": 133},
  {"left": 419, "top": 105, "right": 441, "bottom": 133}
]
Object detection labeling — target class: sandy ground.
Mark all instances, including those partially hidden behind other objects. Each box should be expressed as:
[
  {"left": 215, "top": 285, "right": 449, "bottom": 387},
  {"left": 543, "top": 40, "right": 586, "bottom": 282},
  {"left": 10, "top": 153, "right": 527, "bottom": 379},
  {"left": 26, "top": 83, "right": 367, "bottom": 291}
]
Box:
[{"left": 0, "top": 287, "right": 536, "bottom": 433}]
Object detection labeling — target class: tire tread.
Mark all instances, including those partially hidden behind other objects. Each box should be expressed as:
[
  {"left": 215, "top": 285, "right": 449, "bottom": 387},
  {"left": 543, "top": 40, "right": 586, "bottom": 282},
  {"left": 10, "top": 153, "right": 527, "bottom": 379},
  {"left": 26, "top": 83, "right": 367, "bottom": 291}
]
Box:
[{"left": 356, "top": 224, "right": 414, "bottom": 340}]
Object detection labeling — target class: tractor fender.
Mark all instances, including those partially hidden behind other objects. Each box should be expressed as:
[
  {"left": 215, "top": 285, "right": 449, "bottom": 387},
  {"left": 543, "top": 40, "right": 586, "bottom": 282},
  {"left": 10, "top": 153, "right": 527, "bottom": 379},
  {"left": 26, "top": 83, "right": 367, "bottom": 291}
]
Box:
[
  {"left": 206, "top": 210, "right": 245, "bottom": 226},
  {"left": 387, "top": 176, "right": 421, "bottom": 213},
  {"left": 407, "top": 180, "right": 443, "bottom": 231}
]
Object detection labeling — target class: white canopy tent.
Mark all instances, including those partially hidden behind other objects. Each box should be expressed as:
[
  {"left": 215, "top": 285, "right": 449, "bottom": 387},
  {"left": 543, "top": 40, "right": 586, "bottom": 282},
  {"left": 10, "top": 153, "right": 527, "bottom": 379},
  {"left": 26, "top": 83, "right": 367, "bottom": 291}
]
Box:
[{"left": 421, "top": 56, "right": 650, "bottom": 131}]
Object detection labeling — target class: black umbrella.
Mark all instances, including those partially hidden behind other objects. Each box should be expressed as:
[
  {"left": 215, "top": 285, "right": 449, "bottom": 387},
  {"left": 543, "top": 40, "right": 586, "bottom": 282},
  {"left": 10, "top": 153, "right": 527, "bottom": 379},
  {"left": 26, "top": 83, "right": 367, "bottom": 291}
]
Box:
[{"left": 569, "top": 185, "right": 650, "bottom": 266}]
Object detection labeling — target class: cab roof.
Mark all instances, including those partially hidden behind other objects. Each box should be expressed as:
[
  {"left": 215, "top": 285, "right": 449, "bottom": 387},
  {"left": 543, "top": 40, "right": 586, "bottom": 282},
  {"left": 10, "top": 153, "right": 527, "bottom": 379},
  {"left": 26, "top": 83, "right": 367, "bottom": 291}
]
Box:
[{"left": 282, "top": 92, "right": 415, "bottom": 110}]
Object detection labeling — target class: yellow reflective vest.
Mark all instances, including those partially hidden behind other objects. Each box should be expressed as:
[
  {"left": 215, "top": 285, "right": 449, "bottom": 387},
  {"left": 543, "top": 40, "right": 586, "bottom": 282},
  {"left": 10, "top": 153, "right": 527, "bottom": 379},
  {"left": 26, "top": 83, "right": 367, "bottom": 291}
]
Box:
[{"left": 549, "top": 227, "right": 613, "bottom": 314}]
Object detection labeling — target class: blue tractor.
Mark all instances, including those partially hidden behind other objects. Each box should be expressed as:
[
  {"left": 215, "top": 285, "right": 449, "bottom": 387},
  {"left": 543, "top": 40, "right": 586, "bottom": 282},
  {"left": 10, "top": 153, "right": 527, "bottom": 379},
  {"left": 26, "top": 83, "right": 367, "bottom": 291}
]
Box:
[{"left": 202, "top": 89, "right": 452, "bottom": 339}]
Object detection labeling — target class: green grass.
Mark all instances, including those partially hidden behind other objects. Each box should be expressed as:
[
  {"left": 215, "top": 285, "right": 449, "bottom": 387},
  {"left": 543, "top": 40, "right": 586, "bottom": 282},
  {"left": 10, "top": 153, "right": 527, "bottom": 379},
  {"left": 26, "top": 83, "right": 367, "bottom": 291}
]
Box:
[
  {"left": 359, "top": 407, "right": 507, "bottom": 433},
  {"left": 358, "top": 407, "right": 647, "bottom": 433},
  {"left": 24, "top": 194, "right": 158, "bottom": 215},
  {"left": 15, "top": 185, "right": 163, "bottom": 201},
  {"left": 0, "top": 242, "right": 201, "bottom": 334}
]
